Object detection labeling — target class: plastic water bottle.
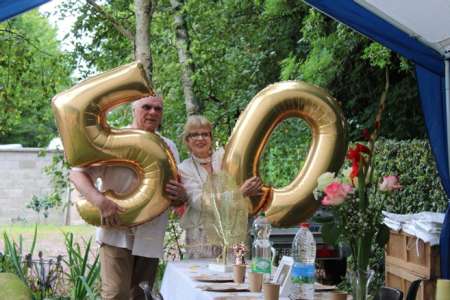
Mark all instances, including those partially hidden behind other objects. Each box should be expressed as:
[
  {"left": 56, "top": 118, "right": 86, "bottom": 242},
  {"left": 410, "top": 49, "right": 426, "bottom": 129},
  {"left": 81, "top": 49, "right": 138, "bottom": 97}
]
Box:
[
  {"left": 251, "top": 212, "right": 272, "bottom": 282},
  {"left": 290, "top": 223, "right": 316, "bottom": 300}
]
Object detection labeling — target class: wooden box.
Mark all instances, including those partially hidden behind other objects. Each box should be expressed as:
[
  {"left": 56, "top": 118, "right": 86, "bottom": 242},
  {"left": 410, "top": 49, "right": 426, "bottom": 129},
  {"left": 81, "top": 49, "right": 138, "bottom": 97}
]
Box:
[
  {"left": 385, "top": 230, "right": 440, "bottom": 278},
  {"left": 385, "top": 263, "right": 436, "bottom": 300}
]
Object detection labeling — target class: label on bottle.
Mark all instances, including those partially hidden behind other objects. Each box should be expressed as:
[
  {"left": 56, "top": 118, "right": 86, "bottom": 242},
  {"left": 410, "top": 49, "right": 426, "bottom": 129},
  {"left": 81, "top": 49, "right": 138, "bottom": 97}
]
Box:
[
  {"left": 251, "top": 257, "right": 271, "bottom": 274},
  {"left": 291, "top": 263, "right": 315, "bottom": 284},
  {"left": 290, "top": 263, "right": 315, "bottom": 300}
]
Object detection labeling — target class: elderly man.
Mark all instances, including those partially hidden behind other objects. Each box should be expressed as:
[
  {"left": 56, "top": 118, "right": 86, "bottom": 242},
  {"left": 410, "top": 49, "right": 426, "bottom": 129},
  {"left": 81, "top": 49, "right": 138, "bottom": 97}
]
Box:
[{"left": 69, "top": 95, "right": 187, "bottom": 300}]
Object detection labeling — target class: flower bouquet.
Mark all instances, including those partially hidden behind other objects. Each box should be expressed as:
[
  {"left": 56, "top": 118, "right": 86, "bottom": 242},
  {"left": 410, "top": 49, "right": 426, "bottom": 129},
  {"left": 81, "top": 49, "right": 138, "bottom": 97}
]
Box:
[
  {"left": 232, "top": 242, "right": 248, "bottom": 266},
  {"left": 313, "top": 77, "right": 401, "bottom": 299}
]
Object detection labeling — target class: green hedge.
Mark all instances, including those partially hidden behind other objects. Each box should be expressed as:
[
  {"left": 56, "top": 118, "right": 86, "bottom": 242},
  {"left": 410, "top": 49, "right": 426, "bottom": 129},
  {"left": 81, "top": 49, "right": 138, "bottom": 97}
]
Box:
[{"left": 373, "top": 138, "right": 448, "bottom": 213}]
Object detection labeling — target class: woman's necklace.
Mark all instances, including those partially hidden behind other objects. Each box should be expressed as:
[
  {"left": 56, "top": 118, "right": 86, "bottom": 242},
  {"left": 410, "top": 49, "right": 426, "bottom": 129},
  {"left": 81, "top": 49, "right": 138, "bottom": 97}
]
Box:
[
  {"left": 191, "top": 153, "right": 212, "bottom": 165},
  {"left": 192, "top": 153, "right": 213, "bottom": 183}
]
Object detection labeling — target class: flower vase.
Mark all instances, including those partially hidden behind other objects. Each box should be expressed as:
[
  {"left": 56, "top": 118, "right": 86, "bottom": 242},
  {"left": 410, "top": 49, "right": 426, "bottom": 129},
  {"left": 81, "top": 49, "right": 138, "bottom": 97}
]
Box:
[{"left": 348, "top": 269, "right": 374, "bottom": 300}]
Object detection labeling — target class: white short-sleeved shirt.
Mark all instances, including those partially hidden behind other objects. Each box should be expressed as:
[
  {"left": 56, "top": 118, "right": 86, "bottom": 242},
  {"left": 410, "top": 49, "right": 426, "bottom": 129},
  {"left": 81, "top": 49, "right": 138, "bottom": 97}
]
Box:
[{"left": 74, "top": 134, "right": 179, "bottom": 258}]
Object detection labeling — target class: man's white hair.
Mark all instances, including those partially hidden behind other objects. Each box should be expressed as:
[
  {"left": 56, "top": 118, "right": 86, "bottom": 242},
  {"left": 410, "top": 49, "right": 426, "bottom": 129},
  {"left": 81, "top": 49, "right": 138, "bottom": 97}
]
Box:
[{"left": 131, "top": 94, "right": 163, "bottom": 110}]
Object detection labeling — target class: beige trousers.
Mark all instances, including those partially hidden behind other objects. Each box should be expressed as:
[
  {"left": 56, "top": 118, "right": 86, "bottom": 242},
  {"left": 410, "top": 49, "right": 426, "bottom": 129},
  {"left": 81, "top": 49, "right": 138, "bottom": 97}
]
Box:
[{"left": 100, "top": 244, "right": 159, "bottom": 300}]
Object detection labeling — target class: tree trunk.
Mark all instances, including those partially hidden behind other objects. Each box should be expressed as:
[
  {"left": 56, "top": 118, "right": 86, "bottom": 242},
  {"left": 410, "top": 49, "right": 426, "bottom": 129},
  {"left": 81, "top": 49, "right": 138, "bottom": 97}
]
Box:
[
  {"left": 135, "top": 0, "right": 153, "bottom": 85},
  {"left": 170, "top": 0, "right": 200, "bottom": 115}
]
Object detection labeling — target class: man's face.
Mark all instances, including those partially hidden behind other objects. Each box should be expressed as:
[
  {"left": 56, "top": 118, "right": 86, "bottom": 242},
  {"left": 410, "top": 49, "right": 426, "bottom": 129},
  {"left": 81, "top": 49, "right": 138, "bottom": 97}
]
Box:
[{"left": 133, "top": 96, "right": 163, "bottom": 132}]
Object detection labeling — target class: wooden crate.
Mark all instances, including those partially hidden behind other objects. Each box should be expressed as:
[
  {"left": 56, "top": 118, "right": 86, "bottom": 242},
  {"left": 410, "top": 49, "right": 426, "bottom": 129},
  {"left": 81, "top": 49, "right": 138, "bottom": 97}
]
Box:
[
  {"left": 385, "top": 263, "right": 436, "bottom": 300},
  {"left": 385, "top": 230, "right": 440, "bottom": 278}
]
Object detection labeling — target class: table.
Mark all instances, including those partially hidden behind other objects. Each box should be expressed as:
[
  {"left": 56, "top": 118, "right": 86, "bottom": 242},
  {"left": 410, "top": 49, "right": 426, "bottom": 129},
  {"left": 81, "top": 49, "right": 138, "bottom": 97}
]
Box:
[{"left": 160, "top": 260, "right": 346, "bottom": 300}]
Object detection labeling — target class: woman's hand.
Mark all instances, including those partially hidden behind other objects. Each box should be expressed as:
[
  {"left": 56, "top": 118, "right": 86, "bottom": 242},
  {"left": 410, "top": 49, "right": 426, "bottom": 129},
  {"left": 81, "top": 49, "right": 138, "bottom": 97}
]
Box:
[
  {"left": 240, "top": 176, "right": 263, "bottom": 197},
  {"left": 165, "top": 179, "right": 188, "bottom": 207}
]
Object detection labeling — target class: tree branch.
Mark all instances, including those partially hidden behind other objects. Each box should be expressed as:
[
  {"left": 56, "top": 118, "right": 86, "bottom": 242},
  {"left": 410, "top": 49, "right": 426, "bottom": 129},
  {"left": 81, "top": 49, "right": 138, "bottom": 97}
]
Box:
[
  {"left": 0, "top": 29, "right": 54, "bottom": 56},
  {"left": 86, "top": 0, "right": 135, "bottom": 42}
]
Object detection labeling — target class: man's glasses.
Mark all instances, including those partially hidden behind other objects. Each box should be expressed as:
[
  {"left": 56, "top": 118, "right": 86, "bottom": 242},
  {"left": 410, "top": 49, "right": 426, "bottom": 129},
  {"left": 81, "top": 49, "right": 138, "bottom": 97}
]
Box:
[
  {"left": 141, "top": 104, "right": 163, "bottom": 112},
  {"left": 187, "top": 132, "right": 211, "bottom": 140}
]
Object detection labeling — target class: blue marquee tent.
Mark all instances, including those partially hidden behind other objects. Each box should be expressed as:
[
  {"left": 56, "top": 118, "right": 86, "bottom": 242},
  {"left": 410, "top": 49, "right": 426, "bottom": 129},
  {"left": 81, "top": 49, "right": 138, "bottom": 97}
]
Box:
[
  {"left": 1, "top": 0, "right": 449, "bottom": 279},
  {"left": 0, "top": 0, "right": 50, "bottom": 22}
]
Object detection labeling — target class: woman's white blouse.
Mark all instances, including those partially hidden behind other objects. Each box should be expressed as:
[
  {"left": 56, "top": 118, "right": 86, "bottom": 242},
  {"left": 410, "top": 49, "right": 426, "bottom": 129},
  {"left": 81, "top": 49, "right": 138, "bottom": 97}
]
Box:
[{"left": 178, "top": 147, "right": 225, "bottom": 229}]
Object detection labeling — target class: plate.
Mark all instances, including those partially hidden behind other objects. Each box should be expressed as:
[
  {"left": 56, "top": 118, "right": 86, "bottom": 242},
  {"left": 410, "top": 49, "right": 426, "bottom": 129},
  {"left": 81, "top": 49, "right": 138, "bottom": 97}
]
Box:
[
  {"left": 191, "top": 275, "right": 234, "bottom": 283},
  {"left": 315, "top": 282, "right": 337, "bottom": 291},
  {"left": 197, "top": 283, "right": 250, "bottom": 292}
]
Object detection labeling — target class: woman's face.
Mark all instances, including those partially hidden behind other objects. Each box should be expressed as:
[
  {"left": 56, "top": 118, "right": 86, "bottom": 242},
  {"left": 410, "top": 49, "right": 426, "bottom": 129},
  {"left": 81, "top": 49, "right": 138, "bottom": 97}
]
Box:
[{"left": 186, "top": 126, "right": 212, "bottom": 158}]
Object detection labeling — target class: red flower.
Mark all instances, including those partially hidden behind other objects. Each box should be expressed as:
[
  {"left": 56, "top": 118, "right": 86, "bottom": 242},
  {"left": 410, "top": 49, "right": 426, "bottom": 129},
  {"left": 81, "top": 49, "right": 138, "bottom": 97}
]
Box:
[
  {"left": 351, "top": 162, "right": 359, "bottom": 179},
  {"left": 347, "top": 147, "right": 361, "bottom": 163},
  {"left": 355, "top": 143, "right": 370, "bottom": 154},
  {"left": 346, "top": 143, "right": 370, "bottom": 180},
  {"left": 173, "top": 203, "right": 186, "bottom": 218}
]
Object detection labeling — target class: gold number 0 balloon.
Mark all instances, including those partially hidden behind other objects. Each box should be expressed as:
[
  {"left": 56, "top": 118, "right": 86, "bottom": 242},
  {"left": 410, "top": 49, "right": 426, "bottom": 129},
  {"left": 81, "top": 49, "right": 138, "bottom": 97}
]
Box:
[
  {"left": 52, "top": 62, "right": 177, "bottom": 226},
  {"left": 223, "top": 81, "right": 348, "bottom": 227}
]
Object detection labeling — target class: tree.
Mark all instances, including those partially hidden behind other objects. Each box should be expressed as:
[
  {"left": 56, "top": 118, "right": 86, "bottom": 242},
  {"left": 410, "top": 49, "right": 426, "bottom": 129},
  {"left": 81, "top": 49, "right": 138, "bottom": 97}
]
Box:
[
  {"left": 170, "top": 0, "right": 199, "bottom": 115},
  {"left": 278, "top": 9, "right": 426, "bottom": 140},
  {"left": 0, "top": 10, "right": 73, "bottom": 147}
]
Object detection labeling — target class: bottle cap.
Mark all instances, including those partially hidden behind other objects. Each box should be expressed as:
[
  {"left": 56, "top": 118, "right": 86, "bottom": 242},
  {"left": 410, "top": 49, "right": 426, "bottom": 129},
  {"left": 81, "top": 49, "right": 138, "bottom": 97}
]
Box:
[
  {"left": 300, "top": 223, "right": 309, "bottom": 228},
  {"left": 259, "top": 212, "right": 266, "bottom": 217}
]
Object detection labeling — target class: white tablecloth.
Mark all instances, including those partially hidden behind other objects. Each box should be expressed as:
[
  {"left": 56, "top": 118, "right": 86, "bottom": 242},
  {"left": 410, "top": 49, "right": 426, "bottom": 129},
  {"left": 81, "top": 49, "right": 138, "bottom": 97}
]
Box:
[{"left": 160, "top": 260, "right": 289, "bottom": 300}]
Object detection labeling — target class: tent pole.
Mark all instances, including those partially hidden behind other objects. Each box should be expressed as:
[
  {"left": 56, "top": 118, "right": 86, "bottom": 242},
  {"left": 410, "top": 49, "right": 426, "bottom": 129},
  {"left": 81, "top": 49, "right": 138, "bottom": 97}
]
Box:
[{"left": 446, "top": 51, "right": 450, "bottom": 182}]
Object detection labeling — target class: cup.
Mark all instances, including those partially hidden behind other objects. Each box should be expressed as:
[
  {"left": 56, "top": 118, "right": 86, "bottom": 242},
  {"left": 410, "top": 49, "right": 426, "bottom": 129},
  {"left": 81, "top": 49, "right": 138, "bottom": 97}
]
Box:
[
  {"left": 436, "top": 279, "right": 450, "bottom": 300},
  {"left": 233, "top": 264, "right": 246, "bottom": 283},
  {"left": 248, "top": 272, "right": 263, "bottom": 292},
  {"left": 263, "top": 282, "right": 280, "bottom": 300}
]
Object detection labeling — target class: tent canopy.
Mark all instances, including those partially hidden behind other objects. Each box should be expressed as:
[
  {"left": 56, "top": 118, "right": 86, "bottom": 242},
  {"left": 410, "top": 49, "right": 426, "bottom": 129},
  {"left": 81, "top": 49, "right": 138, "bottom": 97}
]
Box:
[{"left": 0, "top": 0, "right": 50, "bottom": 22}]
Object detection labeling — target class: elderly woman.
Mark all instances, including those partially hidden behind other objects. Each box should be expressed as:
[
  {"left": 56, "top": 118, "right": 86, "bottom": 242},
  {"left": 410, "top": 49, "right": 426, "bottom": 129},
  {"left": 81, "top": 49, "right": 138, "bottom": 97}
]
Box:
[{"left": 178, "top": 115, "right": 262, "bottom": 259}]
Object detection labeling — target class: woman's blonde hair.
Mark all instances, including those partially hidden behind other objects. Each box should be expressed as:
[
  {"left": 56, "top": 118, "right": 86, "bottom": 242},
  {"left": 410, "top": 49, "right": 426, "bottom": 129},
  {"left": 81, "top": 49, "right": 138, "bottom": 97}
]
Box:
[{"left": 182, "top": 115, "right": 213, "bottom": 143}]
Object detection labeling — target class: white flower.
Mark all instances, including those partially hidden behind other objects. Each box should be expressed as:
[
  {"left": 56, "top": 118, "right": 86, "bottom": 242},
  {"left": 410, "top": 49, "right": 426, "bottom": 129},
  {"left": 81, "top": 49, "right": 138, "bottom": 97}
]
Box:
[{"left": 316, "top": 172, "right": 336, "bottom": 191}]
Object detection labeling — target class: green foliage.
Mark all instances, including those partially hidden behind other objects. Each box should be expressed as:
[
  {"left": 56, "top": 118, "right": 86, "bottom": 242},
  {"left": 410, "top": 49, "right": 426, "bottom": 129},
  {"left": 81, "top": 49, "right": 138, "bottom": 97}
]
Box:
[
  {"left": 0, "top": 11, "right": 73, "bottom": 147},
  {"left": 27, "top": 151, "right": 71, "bottom": 219},
  {"left": 373, "top": 139, "right": 448, "bottom": 213},
  {"left": 0, "top": 226, "right": 41, "bottom": 300},
  {"left": 27, "top": 194, "right": 60, "bottom": 219},
  {"left": 63, "top": 232, "right": 100, "bottom": 300},
  {"left": 362, "top": 42, "right": 391, "bottom": 69},
  {"left": 0, "top": 226, "right": 37, "bottom": 283},
  {"left": 282, "top": 10, "right": 426, "bottom": 141},
  {"left": 259, "top": 118, "right": 311, "bottom": 188},
  {"left": 1, "top": 227, "right": 99, "bottom": 299}
]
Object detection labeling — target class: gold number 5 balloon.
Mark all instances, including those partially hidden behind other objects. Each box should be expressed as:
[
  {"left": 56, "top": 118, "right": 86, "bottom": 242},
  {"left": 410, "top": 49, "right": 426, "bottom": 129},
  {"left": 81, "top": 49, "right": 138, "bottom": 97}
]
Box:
[
  {"left": 223, "top": 81, "right": 348, "bottom": 227},
  {"left": 52, "top": 62, "right": 177, "bottom": 226}
]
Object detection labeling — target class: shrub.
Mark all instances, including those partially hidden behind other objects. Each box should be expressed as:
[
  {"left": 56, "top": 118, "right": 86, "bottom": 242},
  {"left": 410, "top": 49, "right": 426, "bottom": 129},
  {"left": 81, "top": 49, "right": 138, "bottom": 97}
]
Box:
[{"left": 373, "top": 138, "right": 448, "bottom": 213}]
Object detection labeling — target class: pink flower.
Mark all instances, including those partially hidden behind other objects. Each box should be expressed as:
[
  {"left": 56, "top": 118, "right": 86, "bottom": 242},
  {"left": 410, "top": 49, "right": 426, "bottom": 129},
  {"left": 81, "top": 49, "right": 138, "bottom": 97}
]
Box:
[
  {"left": 322, "top": 182, "right": 353, "bottom": 206},
  {"left": 379, "top": 176, "right": 402, "bottom": 192}
]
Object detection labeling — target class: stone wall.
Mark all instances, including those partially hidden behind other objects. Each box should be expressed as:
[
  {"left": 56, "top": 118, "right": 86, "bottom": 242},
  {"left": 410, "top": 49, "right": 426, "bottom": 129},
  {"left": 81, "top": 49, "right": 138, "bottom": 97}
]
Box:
[{"left": 0, "top": 148, "right": 81, "bottom": 225}]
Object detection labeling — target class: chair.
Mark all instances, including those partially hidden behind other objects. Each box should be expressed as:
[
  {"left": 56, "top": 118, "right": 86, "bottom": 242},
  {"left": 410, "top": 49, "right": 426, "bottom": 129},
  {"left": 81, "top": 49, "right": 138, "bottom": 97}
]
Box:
[
  {"left": 374, "top": 286, "right": 404, "bottom": 300},
  {"left": 406, "top": 279, "right": 422, "bottom": 300}
]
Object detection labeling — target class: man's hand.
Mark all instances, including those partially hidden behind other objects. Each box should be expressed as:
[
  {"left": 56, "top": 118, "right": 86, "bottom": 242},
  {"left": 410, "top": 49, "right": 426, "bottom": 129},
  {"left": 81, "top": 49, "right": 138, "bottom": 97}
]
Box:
[
  {"left": 93, "top": 194, "right": 126, "bottom": 227},
  {"left": 165, "top": 179, "right": 188, "bottom": 207},
  {"left": 240, "top": 176, "right": 263, "bottom": 197}
]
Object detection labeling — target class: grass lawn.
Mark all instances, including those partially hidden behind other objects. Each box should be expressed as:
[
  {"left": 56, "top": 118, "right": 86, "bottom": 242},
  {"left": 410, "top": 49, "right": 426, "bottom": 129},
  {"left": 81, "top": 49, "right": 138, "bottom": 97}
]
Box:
[{"left": 0, "top": 224, "right": 97, "bottom": 257}]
